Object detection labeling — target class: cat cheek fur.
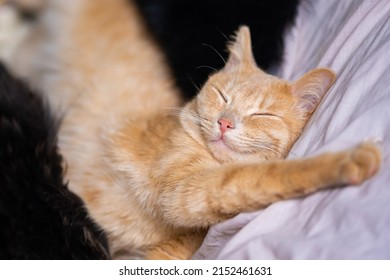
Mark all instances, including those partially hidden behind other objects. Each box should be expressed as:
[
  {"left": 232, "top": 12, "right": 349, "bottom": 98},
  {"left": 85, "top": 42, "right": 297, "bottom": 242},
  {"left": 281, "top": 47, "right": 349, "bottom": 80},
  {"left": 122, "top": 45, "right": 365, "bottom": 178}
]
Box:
[{"left": 195, "top": 89, "right": 224, "bottom": 134}]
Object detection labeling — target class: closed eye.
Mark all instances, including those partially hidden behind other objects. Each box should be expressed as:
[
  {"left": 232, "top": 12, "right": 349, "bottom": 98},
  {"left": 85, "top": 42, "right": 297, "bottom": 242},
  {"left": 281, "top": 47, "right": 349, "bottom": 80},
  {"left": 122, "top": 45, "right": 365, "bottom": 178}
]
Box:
[
  {"left": 212, "top": 86, "right": 228, "bottom": 103},
  {"left": 251, "top": 112, "right": 279, "bottom": 118}
]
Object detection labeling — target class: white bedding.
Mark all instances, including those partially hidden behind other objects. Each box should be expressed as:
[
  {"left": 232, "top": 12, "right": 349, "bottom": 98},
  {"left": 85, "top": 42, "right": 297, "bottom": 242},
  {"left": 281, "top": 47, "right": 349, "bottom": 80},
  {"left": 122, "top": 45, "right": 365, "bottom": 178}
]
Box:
[{"left": 194, "top": 0, "right": 390, "bottom": 259}]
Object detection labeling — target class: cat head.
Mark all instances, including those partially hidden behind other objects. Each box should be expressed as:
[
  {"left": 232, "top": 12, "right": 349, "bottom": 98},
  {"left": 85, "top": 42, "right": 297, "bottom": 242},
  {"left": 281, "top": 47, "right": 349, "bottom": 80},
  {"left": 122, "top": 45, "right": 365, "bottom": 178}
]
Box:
[{"left": 180, "top": 26, "right": 336, "bottom": 163}]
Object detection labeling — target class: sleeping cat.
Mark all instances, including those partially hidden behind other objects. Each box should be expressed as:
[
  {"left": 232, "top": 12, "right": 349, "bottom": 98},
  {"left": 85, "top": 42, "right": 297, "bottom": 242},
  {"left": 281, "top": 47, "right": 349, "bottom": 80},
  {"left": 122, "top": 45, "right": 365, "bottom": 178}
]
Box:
[{"left": 4, "top": 0, "right": 381, "bottom": 259}]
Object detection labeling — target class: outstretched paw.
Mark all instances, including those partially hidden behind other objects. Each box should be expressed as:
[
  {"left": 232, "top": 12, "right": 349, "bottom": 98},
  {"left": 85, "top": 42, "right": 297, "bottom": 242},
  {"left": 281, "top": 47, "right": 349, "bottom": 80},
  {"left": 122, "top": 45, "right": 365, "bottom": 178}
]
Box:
[{"left": 341, "top": 142, "right": 382, "bottom": 185}]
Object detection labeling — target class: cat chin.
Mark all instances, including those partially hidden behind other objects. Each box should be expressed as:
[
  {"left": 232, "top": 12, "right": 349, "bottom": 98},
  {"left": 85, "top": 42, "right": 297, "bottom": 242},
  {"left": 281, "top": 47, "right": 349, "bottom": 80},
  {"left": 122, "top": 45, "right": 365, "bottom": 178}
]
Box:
[
  {"left": 208, "top": 139, "right": 275, "bottom": 163},
  {"left": 211, "top": 139, "right": 232, "bottom": 150},
  {"left": 208, "top": 139, "right": 240, "bottom": 163}
]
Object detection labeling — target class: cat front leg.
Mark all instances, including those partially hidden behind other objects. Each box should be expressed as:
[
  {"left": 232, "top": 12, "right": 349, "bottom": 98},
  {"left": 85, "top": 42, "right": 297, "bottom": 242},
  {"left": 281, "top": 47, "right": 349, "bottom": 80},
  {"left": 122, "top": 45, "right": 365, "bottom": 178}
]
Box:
[
  {"left": 158, "top": 142, "right": 381, "bottom": 228},
  {"left": 254, "top": 141, "right": 381, "bottom": 199}
]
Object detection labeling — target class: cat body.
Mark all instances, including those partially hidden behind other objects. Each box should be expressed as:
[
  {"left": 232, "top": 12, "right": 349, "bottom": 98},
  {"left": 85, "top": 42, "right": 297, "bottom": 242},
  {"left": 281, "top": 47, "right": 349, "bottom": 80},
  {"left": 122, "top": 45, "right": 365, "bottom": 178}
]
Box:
[{"left": 5, "top": 0, "right": 381, "bottom": 259}]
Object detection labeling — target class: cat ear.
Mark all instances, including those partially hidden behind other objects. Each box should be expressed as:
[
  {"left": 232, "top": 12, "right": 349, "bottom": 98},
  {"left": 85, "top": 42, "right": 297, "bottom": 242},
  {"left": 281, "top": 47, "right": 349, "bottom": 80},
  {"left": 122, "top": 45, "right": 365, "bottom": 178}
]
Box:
[
  {"left": 292, "top": 68, "right": 336, "bottom": 116},
  {"left": 224, "top": 25, "right": 257, "bottom": 70}
]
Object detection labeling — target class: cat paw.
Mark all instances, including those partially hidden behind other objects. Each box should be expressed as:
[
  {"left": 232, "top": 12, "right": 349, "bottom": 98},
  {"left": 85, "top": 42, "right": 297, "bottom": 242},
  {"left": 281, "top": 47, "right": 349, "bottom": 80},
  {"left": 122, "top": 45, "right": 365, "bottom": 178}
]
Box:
[{"left": 340, "top": 142, "right": 382, "bottom": 185}]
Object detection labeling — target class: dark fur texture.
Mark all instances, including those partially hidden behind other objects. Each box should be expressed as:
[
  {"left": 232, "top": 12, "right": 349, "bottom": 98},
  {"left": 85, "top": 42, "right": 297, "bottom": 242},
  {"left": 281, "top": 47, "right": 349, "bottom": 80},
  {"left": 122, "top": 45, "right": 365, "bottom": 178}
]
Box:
[
  {"left": 134, "top": 0, "right": 299, "bottom": 100},
  {"left": 0, "top": 63, "right": 109, "bottom": 259}
]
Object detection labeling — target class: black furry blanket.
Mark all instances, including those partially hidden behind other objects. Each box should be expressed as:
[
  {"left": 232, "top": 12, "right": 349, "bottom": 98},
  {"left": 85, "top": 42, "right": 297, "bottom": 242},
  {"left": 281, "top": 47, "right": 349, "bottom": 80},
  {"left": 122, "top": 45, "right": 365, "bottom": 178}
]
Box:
[{"left": 0, "top": 64, "right": 109, "bottom": 259}]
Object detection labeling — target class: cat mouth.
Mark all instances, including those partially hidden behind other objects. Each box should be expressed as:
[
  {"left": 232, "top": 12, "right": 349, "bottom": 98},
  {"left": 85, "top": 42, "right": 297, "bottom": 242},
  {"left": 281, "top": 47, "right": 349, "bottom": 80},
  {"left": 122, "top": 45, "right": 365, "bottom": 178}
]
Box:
[
  {"left": 208, "top": 137, "right": 244, "bottom": 162},
  {"left": 210, "top": 138, "right": 235, "bottom": 152}
]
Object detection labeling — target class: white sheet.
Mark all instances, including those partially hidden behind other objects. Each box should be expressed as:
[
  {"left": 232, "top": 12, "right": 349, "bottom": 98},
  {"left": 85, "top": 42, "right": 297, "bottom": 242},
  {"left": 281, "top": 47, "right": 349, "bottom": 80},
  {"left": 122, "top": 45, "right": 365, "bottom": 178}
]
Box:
[{"left": 194, "top": 0, "right": 390, "bottom": 259}]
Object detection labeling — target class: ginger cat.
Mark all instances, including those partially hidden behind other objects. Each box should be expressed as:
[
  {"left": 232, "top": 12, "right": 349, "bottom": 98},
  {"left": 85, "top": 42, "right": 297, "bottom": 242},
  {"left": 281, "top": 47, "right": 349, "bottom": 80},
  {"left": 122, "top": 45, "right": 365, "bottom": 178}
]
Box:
[{"left": 4, "top": 0, "right": 381, "bottom": 259}]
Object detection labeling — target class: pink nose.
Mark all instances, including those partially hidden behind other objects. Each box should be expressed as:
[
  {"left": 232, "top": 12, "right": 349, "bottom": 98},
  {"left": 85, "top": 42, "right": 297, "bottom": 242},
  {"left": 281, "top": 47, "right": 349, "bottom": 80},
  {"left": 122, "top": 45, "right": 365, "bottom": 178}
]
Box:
[{"left": 218, "top": 118, "right": 234, "bottom": 133}]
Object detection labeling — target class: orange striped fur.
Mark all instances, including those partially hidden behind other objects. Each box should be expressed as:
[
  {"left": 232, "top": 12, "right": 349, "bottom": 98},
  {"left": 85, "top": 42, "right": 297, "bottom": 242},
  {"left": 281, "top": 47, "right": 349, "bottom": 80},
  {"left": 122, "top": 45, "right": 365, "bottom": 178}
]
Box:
[{"left": 5, "top": 0, "right": 381, "bottom": 259}]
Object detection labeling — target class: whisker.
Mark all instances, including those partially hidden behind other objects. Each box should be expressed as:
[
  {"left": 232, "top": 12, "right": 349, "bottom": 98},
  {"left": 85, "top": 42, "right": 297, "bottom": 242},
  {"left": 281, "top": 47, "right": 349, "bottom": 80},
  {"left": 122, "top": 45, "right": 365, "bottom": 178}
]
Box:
[
  {"left": 164, "top": 107, "right": 212, "bottom": 128},
  {"left": 195, "top": 65, "right": 218, "bottom": 72},
  {"left": 236, "top": 136, "right": 286, "bottom": 156},
  {"left": 187, "top": 75, "right": 201, "bottom": 92},
  {"left": 214, "top": 27, "right": 230, "bottom": 43},
  {"left": 163, "top": 107, "right": 183, "bottom": 115},
  {"left": 254, "top": 144, "right": 281, "bottom": 155},
  {"left": 202, "top": 43, "right": 227, "bottom": 64}
]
